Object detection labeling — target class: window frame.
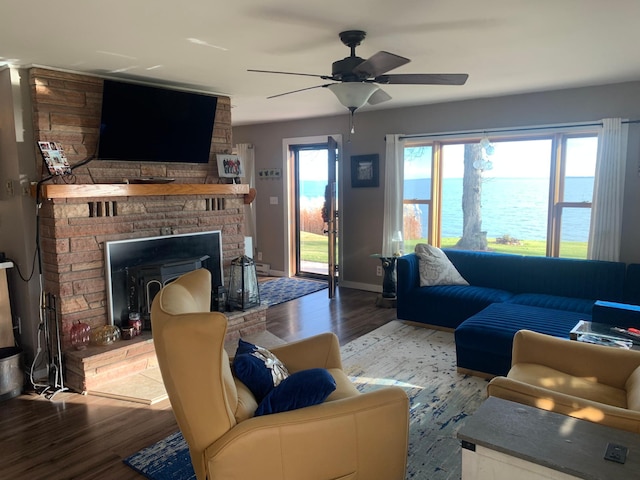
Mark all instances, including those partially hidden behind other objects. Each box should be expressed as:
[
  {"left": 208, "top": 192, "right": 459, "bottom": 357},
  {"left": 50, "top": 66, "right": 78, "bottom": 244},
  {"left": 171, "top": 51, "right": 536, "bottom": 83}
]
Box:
[{"left": 403, "top": 128, "right": 598, "bottom": 257}]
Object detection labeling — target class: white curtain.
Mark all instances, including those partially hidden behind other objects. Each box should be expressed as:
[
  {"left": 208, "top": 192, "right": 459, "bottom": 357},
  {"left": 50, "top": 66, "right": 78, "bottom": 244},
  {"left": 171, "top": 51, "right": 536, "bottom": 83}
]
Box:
[
  {"left": 382, "top": 134, "right": 405, "bottom": 256},
  {"left": 587, "top": 118, "right": 628, "bottom": 261},
  {"left": 236, "top": 143, "right": 257, "bottom": 256}
]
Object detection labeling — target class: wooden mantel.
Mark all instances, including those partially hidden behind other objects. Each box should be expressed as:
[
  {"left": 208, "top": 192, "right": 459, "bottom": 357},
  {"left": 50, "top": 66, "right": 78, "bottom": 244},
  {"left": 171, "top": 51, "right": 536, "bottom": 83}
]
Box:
[{"left": 37, "top": 183, "right": 249, "bottom": 199}]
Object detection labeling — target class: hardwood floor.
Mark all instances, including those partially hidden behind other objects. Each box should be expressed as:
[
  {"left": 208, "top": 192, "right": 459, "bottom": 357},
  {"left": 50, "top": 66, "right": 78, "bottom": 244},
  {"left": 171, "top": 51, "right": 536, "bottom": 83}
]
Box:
[{"left": 0, "top": 286, "right": 395, "bottom": 479}]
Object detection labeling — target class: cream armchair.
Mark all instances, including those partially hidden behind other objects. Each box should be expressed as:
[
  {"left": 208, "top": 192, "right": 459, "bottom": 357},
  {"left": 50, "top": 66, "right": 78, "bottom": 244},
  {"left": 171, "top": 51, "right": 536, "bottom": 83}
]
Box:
[
  {"left": 487, "top": 329, "right": 640, "bottom": 433},
  {"left": 151, "top": 269, "right": 410, "bottom": 480}
]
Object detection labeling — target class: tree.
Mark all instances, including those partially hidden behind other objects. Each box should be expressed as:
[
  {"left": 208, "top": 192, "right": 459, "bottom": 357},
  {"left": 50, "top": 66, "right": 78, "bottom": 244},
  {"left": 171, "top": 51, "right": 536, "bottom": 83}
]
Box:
[{"left": 456, "top": 143, "right": 488, "bottom": 250}]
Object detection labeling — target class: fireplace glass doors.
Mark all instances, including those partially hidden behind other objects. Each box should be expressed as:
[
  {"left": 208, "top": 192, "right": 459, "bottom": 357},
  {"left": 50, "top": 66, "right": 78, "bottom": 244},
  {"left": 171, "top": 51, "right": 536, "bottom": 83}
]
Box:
[{"left": 105, "top": 231, "right": 223, "bottom": 328}]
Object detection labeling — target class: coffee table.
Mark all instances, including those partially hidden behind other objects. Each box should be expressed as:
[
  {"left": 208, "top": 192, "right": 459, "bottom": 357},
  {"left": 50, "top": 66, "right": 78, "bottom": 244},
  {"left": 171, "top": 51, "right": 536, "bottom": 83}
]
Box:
[{"left": 570, "top": 320, "right": 639, "bottom": 350}]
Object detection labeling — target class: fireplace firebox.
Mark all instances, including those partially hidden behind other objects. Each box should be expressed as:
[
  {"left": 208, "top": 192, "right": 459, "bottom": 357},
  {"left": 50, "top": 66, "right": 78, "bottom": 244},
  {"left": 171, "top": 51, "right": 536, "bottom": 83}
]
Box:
[{"left": 105, "top": 231, "right": 223, "bottom": 327}]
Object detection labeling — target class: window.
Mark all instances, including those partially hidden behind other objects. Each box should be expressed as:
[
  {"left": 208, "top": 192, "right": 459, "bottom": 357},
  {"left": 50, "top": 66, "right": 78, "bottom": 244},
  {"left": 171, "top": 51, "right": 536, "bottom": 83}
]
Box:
[
  {"left": 403, "top": 130, "right": 598, "bottom": 258},
  {"left": 403, "top": 146, "right": 432, "bottom": 247}
]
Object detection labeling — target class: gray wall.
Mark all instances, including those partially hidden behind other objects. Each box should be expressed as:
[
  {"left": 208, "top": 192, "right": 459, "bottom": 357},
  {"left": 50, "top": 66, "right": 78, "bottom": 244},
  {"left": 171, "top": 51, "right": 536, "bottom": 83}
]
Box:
[
  {"left": 233, "top": 81, "right": 640, "bottom": 290},
  {"left": 0, "top": 68, "right": 41, "bottom": 362}
]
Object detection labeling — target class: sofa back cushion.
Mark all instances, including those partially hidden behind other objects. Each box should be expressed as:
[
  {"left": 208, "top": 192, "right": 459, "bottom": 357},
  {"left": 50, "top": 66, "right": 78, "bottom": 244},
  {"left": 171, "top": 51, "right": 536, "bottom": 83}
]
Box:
[
  {"left": 516, "top": 256, "right": 625, "bottom": 301},
  {"left": 443, "top": 249, "right": 625, "bottom": 301},
  {"left": 624, "top": 264, "right": 640, "bottom": 305},
  {"left": 443, "top": 249, "right": 523, "bottom": 291}
]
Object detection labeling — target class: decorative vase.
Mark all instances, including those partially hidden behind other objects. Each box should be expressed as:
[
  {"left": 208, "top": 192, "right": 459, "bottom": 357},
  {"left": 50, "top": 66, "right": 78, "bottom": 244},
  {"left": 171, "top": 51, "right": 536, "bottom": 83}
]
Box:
[
  {"left": 89, "top": 325, "right": 121, "bottom": 346},
  {"left": 70, "top": 320, "right": 91, "bottom": 350},
  {"left": 128, "top": 312, "right": 142, "bottom": 336}
]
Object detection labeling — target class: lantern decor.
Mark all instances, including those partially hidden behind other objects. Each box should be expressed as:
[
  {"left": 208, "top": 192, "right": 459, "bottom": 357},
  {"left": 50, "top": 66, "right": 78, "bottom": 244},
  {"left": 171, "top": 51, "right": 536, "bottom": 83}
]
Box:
[
  {"left": 70, "top": 320, "right": 91, "bottom": 350},
  {"left": 227, "top": 255, "right": 260, "bottom": 311}
]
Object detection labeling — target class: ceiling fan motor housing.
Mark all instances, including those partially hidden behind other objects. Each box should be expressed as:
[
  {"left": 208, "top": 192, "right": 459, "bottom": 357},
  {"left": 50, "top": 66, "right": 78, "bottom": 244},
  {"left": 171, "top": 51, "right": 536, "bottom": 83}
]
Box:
[{"left": 332, "top": 57, "right": 367, "bottom": 81}]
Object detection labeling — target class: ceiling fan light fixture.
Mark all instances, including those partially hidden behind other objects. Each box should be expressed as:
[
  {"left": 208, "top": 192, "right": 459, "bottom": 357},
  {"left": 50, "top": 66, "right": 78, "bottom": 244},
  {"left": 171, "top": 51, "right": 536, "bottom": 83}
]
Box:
[{"left": 327, "top": 82, "right": 378, "bottom": 110}]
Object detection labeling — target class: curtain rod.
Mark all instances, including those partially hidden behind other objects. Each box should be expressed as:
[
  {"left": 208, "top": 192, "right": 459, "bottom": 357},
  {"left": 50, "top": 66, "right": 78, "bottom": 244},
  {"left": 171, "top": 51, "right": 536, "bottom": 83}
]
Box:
[{"left": 398, "top": 119, "right": 640, "bottom": 141}]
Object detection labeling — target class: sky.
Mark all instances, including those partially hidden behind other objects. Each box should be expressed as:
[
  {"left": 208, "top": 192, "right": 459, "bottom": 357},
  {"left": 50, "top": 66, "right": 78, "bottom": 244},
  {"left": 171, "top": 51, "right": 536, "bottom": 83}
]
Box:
[{"left": 405, "top": 137, "right": 598, "bottom": 179}]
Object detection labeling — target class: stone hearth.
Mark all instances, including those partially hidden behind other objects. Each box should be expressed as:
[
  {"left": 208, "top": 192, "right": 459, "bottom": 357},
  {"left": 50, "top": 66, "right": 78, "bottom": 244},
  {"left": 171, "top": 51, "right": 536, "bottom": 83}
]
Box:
[{"left": 65, "top": 305, "right": 267, "bottom": 393}]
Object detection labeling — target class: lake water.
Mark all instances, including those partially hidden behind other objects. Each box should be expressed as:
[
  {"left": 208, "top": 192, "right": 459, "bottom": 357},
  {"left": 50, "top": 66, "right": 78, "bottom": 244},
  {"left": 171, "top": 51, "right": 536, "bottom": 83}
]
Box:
[{"left": 301, "top": 177, "right": 594, "bottom": 242}]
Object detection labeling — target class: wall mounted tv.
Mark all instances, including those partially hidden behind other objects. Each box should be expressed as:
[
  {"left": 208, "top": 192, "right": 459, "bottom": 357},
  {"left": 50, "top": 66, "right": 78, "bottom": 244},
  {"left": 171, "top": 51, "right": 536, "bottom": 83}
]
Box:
[{"left": 97, "top": 79, "right": 218, "bottom": 163}]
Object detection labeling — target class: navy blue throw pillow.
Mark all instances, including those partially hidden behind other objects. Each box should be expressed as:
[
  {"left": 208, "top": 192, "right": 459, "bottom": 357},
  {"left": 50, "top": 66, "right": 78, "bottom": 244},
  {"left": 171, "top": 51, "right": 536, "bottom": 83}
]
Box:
[
  {"left": 232, "top": 339, "right": 289, "bottom": 402},
  {"left": 254, "top": 368, "right": 337, "bottom": 417}
]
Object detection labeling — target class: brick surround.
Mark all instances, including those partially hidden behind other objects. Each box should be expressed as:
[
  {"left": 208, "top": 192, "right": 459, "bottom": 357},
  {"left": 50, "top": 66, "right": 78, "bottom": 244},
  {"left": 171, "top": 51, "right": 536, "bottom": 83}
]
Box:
[{"left": 39, "top": 193, "right": 247, "bottom": 347}]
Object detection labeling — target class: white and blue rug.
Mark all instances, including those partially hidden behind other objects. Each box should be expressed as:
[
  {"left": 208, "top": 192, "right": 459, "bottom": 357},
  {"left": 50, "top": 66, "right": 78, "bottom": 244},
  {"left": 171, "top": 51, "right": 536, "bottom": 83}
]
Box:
[
  {"left": 258, "top": 277, "right": 328, "bottom": 307},
  {"left": 124, "top": 321, "right": 488, "bottom": 480}
]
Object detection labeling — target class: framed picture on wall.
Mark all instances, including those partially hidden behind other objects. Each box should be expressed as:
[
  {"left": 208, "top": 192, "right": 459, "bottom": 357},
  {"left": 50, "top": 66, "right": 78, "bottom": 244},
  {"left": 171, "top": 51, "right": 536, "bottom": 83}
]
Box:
[
  {"left": 216, "top": 154, "right": 244, "bottom": 178},
  {"left": 351, "top": 154, "right": 379, "bottom": 188}
]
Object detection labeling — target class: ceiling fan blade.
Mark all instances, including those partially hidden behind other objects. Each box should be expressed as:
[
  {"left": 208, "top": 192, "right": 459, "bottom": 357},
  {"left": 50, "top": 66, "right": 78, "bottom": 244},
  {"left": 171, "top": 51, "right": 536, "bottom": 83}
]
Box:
[
  {"left": 374, "top": 73, "right": 469, "bottom": 85},
  {"left": 353, "top": 51, "right": 410, "bottom": 78},
  {"left": 267, "top": 84, "right": 333, "bottom": 99},
  {"left": 367, "top": 88, "right": 392, "bottom": 105},
  {"left": 248, "top": 69, "right": 333, "bottom": 80}
]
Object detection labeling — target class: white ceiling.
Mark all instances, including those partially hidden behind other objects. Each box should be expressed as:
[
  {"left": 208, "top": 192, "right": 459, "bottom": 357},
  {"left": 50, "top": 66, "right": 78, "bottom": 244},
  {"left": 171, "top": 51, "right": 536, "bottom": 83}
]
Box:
[{"left": 2, "top": 1, "right": 639, "bottom": 126}]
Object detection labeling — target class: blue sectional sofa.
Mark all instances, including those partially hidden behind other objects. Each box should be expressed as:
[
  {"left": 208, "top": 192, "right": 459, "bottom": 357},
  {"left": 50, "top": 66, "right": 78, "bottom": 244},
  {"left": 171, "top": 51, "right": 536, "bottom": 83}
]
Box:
[{"left": 396, "top": 249, "right": 639, "bottom": 376}]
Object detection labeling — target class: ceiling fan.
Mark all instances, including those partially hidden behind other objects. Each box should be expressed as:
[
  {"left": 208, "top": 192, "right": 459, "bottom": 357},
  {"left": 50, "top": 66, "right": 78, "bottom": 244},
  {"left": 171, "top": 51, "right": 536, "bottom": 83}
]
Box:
[{"left": 249, "top": 30, "right": 469, "bottom": 115}]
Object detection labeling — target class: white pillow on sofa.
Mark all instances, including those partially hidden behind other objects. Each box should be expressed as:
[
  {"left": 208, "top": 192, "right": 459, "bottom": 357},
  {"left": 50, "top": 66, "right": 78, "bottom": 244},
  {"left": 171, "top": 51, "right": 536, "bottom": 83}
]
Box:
[{"left": 415, "top": 244, "right": 469, "bottom": 287}]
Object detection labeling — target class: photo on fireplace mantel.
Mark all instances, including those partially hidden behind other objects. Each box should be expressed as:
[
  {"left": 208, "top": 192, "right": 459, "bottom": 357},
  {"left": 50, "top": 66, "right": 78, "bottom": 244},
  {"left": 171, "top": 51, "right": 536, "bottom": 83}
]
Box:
[
  {"left": 216, "top": 154, "right": 244, "bottom": 178},
  {"left": 104, "top": 231, "right": 224, "bottom": 328}
]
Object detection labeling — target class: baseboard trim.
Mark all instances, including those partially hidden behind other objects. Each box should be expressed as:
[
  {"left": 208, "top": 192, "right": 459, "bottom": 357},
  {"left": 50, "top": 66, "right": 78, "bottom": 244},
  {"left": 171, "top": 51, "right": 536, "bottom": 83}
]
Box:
[{"left": 338, "top": 280, "right": 382, "bottom": 293}]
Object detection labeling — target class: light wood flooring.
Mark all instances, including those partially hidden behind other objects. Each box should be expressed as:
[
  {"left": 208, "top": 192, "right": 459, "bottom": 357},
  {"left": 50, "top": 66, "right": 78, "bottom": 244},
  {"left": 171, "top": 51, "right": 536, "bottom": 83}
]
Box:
[{"left": 0, "top": 285, "right": 395, "bottom": 480}]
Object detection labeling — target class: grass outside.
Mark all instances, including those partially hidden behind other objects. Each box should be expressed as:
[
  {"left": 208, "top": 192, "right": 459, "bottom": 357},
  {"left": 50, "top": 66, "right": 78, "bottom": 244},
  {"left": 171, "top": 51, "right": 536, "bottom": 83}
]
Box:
[
  {"left": 300, "top": 231, "right": 588, "bottom": 262},
  {"left": 300, "top": 231, "right": 332, "bottom": 263}
]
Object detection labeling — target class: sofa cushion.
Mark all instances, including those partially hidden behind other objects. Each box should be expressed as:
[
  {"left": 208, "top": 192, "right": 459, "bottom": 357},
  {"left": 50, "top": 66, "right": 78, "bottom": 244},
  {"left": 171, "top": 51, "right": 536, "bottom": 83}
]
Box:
[
  {"left": 515, "top": 255, "right": 626, "bottom": 300},
  {"left": 508, "top": 363, "right": 628, "bottom": 409},
  {"left": 443, "top": 249, "right": 523, "bottom": 291},
  {"left": 415, "top": 244, "right": 468, "bottom": 287},
  {"left": 507, "top": 293, "right": 595, "bottom": 314},
  {"left": 254, "top": 368, "right": 337, "bottom": 416},
  {"left": 403, "top": 284, "right": 514, "bottom": 329},
  {"left": 455, "top": 303, "right": 589, "bottom": 376},
  {"left": 233, "top": 339, "right": 290, "bottom": 402}
]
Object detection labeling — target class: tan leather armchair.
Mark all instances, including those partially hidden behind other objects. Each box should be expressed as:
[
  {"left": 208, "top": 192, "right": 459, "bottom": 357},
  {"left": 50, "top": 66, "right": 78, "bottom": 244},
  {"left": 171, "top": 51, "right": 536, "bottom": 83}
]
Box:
[
  {"left": 151, "top": 269, "right": 410, "bottom": 480},
  {"left": 487, "top": 329, "right": 640, "bottom": 433}
]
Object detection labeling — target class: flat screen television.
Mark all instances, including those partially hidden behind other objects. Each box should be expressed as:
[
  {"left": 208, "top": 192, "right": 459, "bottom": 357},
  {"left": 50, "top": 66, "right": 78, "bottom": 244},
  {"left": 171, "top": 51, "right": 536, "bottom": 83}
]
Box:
[{"left": 97, "top": 79, "right": 218, "bottom": 163}]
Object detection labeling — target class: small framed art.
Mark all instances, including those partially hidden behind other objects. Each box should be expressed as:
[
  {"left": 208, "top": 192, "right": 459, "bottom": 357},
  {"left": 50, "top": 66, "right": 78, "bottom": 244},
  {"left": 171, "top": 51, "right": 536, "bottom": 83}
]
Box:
[
  {"left": 216, "top": 154, "right": 244, "bottom": 178},
  {"left": 351, "top": 154, "right": 379, "bottom": 188},
  {"left": 38, "top": 141, "right": 72, "bottom": 175}
]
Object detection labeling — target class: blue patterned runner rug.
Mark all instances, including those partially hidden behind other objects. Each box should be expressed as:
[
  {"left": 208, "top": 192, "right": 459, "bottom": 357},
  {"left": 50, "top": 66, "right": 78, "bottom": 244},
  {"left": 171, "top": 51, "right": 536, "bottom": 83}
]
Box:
[
  {"left": 258, "top": 277, "right": 328, "bottom": 307},
  {"left": 124, "top": 321, "right": 488, "bottom": 480}
]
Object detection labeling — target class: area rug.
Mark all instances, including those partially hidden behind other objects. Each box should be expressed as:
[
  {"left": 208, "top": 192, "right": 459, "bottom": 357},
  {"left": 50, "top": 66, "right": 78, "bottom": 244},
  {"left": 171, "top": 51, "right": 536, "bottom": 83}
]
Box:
[
  {"left": 258, "top": 277, "right": 327, "bottom": 307},
  {"left": 124, "top": 321, "right": 489, "bottom": 480}
]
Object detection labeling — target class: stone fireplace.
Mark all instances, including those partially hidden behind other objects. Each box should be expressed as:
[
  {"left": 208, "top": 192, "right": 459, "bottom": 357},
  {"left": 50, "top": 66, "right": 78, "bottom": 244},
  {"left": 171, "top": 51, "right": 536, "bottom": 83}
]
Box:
[
  {"left": 37, "top": 183, "right": 267, "bottom": 392},
  {"left": 38, "top": 183, "right": 249, "bottom": 345},
  {"left": 28, "top": 67, "right": 265, "bottom": 392}
]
